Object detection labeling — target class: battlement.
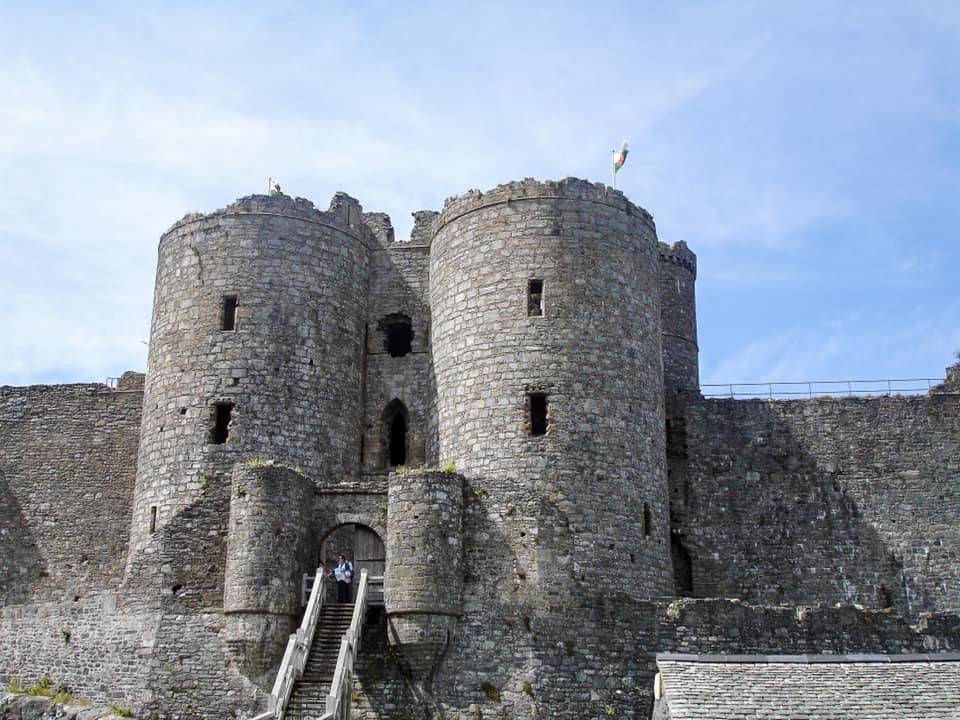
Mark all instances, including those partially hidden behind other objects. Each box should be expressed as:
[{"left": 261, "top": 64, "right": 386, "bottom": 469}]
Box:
[
  {"left": 161, "top": 192, "right": 371, "bottom": 246},
  {"left": 435, "top": 176, "right": 655, "bottom": 233},
  {"left": 659, "top": 239, "right": 697, "bottom": 276},
  {"left": 363, "top": 211, "right": 396, "bottom": 245},
  {"left": 411, "top": 210, "right": 439, "bottom": 245}
]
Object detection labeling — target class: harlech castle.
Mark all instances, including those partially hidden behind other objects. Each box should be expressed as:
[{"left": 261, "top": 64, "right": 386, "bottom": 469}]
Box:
[{"left": 2, "top": 178, "right": 959, "bottom": 719}]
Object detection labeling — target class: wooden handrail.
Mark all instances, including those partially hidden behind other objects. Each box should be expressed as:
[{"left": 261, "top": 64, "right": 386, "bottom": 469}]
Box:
[
  {"left": 323, "top": 570, "right": 369, "bottom": 720},
  {"left": 242, "top": 569, "right": 369, "bottom": 720},
  {"left": 242, "top": 567, "right": 327, "bottom": 720}
]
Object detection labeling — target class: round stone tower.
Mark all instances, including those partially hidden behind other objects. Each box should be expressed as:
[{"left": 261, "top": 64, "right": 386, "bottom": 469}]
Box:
[
  {"left": 658, "top": 240, "right": 699, "bottom": 400},
  {"left": 223, "top": 462, "right": 315, "bottom": 688},
  {"left": 127, "top": 193, "right": 371, "bottom": 565},
  {"left": 385, "top": 470, "right": 463, "bottom": 684},
  {"left": 429, "top": 178, "right": 673, "bottom": 598}
]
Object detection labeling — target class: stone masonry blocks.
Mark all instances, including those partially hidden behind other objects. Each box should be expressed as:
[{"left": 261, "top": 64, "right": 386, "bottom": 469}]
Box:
[{"left": 430, "top": 177, "right": 673, "bottom": 598}]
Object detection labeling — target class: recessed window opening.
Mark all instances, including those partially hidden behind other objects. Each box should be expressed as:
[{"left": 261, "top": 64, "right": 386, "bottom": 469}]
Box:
[
  {"left": 149, "top": 506, "right": 157, "bottom": 534},
  {"left": 528, "top": 393, "right": 548, "bottom": 436},
  {"left": 672, "top": 535, "right": 693, "bottom": 595},
  {"left": 389, "top": 414, "right": 407, "bottom": 466},
  {"left": 382, "top": 399, "right": 409, "bottom": 468},
  {"left": 381, "top": 314, "right": 413, "bottom": 357},
  {"left": 221, "top": 295, "right": 239, "bottom": 331},
  {"left": 211, "top": 402, "right": 234, "bottom": 444},
  {"left": 643, "top": 503, "right": 651, "bottom": 536},
  {"left": 527, "top": 279, "right": 544, "bottom": 316}
]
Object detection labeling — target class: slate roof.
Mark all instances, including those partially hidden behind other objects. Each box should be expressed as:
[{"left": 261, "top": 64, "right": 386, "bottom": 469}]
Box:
[{"left": 654, "top": 654, "right": 960, "bottom": 720}]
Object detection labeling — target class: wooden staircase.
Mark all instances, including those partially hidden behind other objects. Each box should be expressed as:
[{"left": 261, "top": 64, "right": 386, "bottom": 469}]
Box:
[{"left": 285, "top": 603, "right": 356, "bottom": 719}]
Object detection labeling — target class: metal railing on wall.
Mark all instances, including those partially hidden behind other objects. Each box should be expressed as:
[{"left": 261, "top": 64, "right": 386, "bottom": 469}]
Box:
[{"left": 701, "top": 377, "right": 944, "bottom": 400}]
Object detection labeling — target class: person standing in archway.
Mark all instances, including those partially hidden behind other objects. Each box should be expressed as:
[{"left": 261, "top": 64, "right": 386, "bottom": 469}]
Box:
[{"left": 330, "top": 554, "right": 353, "bottom": 603}]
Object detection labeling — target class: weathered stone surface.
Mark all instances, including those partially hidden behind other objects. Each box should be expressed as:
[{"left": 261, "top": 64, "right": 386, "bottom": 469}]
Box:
[{"left": 0, "top": 180, "right": 957, "bottom": 720}]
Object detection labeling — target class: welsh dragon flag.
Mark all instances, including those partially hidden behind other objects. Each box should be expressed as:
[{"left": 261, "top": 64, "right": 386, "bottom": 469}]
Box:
[{"left": 613, "top": 141, "right": 629, "bottom": 173}]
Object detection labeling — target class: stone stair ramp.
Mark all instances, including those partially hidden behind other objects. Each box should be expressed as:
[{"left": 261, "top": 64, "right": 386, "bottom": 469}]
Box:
[{"left": 285, "top": 602, "right": 355, "bottom": 719}]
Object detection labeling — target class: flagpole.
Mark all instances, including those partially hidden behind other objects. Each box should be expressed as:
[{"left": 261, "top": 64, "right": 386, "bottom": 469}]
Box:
[{"left": 611, "top": 152, "right": 616, "bottom": 189}]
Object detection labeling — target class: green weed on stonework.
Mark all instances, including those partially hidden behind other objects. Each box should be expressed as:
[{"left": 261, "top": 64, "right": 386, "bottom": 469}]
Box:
[
  {"left": 5, "top": 675, "right": 85, "bottom": 705},
  {"left": 480, "top": 681, "right": 500, "bottom": 702}
]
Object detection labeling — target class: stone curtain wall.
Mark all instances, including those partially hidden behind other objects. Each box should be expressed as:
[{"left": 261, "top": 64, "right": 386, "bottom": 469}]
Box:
[
  {"left": 0, "top": 382, "right": 142, "bottom": 605},
  {"left": 406, "top": 590, "right": 960, "bottom": 719},
  {"left": 430, "top": 178, "right": 672, "bottom": 599},
  {"left": 673, "top": 394, "right": 960, "bottom": 617},
  {"left": 658, "top": 598, "right": 960, "bottom": 656},
  {"left": 0, "top": 593, "right": 159, "bottom": 707}
]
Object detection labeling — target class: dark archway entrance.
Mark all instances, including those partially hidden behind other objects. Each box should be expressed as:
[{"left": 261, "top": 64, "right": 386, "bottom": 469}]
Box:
[{"left": 320, "top": 523, "right": 385, "bottom": 604}]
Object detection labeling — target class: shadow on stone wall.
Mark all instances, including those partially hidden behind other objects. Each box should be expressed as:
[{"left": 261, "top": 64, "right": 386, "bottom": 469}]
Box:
[
  {"left": 0, "top": 469, "right": 45, "bottom": 604},
  {"left": 671, "top": 396, "right": 960, "bottom": 619},
  {"left": 130, "top": 473, "right": 267, "bottom": 719}
]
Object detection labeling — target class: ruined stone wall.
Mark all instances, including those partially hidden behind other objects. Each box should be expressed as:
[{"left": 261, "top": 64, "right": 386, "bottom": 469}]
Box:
[
  {"left": 0, "top": 382, "right": 142, "bottom": 605},
  {"left": 0, "top": 593, "right": 159, "bottom": 706},
  {"left": 361, "top": 211, "right": 436, "bottom": 475},
  {"left": 672, "top": 393, "right": 960, "bottom": 618},
  {"left": 430, "top": 178, "right": 672, "bottom": 600},
  {"left": 414, "top": 589, "right": 960, "bottom": 719},
  {"left": 128, "top": 193, "right": 373, "bottom": 569},
  {"left": 658, "top": 598, "right": 960, "bottom": 656}
]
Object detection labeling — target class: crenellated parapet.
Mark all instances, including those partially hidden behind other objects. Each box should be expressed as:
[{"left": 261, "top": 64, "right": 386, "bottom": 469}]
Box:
[
  {"left": 410, "top": 210, "right": 439, "bottom": 245},
  {"left": 658, "top": 239, "right": 697, "bottom": 276},
  {"left": 162, "top": 192, "right": 373, "bottom": 246},
  {"left": 436, "top": 176, "right": 655, "bottom": 234}
]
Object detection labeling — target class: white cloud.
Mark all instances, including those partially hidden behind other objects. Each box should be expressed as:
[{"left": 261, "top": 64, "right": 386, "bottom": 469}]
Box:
[{"left": 0, "top": 2, "right": 957, "bottom": 386}]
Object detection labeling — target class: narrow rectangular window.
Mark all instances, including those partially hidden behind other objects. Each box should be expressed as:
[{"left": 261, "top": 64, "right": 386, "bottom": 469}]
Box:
[
  {"left": 529, "top": 393, "right": 548, "bottom": 436},
  {"left": 149, "top": 506, "right": 157, "bottom": 534},
  {"left": 527, "top": 279, "right": 543, "bottom": 316},
  {"left": 643, "top": 503, "right": 651, "bottom": 537},
  {"left": 222, "top": 295, "right": 239, "bottom": 331},
  {"left": 211, "top": 402, "right": 234, "bottom": 444}
]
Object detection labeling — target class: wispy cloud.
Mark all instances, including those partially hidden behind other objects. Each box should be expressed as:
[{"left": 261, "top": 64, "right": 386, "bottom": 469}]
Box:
[
  {"left": 702, "top": 301, "right": 960, "bottom": 384},
  {"left": 0, "top": 2, "right": 957, "bottom": 385}
]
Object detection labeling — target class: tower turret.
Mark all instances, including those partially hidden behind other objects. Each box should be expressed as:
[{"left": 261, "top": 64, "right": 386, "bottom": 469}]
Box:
[
  {"left": 429, "top": 178, "right": 673, "bottom": 598},
  {"left": 659, "top": 240, "right": 699, "bottom": 400},
  {"left": 127, "top": 192, "right": 372, "bottom": 570}
]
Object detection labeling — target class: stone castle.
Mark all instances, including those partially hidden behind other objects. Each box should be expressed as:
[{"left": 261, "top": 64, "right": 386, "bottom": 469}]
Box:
[{"left": 1, "top": 177, "right": 958, "bottom": 719}]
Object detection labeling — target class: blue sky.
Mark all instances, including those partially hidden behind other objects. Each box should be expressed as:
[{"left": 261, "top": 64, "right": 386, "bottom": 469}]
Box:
[{"left": 1, "top": 1, "right": 958, "bottom": 388}]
